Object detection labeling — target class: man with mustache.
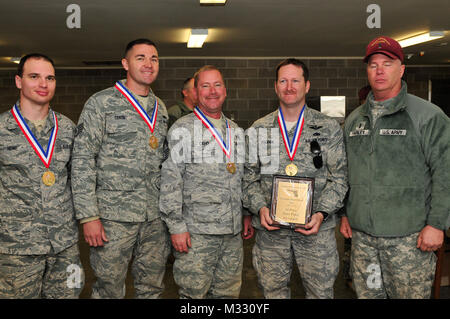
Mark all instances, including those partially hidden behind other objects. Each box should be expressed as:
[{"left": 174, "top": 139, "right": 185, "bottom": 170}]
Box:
[{"left": 244, "top": 58, "right": 348, "bottom": 298}]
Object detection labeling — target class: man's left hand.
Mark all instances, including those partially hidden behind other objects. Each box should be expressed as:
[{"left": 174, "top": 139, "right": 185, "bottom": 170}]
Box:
[
  {"left": 295, "top": 212, "right": 324, "bottom": 236},
  {"left": 417, "top": 225, "right": 444, "bottom": 252}
]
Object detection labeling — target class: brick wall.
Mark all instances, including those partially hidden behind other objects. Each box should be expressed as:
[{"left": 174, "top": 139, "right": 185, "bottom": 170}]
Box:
[{"left": 1, "top": 59, "right": 449, "bottom": 128}]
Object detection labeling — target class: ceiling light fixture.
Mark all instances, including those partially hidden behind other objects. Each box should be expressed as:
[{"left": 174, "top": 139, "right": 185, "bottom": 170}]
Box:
[
  {"left": 397, "top": 31, "right": 445, "bottom": 48},
  {"left": 200, "top": 0, "right": 226, "bottom": 5},
  {"left": 187, "top": 29, "right": 208, "bottom": 48}
]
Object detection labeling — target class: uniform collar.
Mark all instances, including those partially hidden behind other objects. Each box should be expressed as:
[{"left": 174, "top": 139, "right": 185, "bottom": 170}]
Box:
[
  {"left": 360, "top": 80, "right": 408, "bottom": 117},
  {"left": 7, "top": 100, "right": 56, "bottom": 134},
  {"left": 273, "top": 105, "right": 314, "bottom": 132},
  {"left": 115, "top": 78, "right": 155, "bottom": 100},
  {"left": 177, "top": 101, "right": 194, "bottom": 113}
]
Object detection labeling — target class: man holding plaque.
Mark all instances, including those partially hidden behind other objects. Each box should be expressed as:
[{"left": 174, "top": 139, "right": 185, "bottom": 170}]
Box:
[
  {"left": 243, "top": 58, "right": 348, "bottom": 299},
  {"left": 342, "top": 36, "right": 450, "bottom": 298},
  {"left": 0, "top": 54, "right": 83, "bottom": 298},
  {"left": 160, "top": 65, "right": 245, "bottom": 299},
  {"left": 71, "top": 39, "right": 170, "bottom": 298}
]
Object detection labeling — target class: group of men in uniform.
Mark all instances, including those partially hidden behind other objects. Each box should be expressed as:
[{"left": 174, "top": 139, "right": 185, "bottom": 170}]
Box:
[{"left": 0, "top": 36, "right": 448, "bottom": 299}]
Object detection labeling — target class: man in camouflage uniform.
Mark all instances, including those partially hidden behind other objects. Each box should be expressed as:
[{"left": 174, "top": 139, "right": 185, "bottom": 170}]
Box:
[
  {"left": 160, "top": 65, "right": 244, "bottom": 299},
  {"left": 342, "top": 36, "right": 450, "bottom": 299},
  {"left": 243, "top": 58, "right": 348, "bottom": 299},
  {"left": 0, "top": 54, "right": 84, "bottom": 298},
  {"left": 71, "top": 39, "right": 170, "bottom": 298},
  {"left": 167, "top": 77, "right": 198, "bottom": 128}
]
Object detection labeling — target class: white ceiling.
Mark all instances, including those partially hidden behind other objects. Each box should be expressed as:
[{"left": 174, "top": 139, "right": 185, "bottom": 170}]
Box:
[{"left": 0, "top": 0, "right": 449, "bottom": 67}]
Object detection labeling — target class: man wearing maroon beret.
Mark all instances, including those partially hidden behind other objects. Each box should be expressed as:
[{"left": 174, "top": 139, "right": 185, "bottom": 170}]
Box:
[{"left": 341, "top": 36, "right": 450, "bottom": 298}]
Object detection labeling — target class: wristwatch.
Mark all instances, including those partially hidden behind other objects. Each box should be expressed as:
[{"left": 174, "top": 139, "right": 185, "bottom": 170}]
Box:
[{"left": 315, "top": 211, "right": 329, "bottom": 222}]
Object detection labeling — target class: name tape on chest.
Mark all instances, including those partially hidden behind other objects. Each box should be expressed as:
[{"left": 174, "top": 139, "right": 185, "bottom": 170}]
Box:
[{"left": 349, "top": 130, "right": 370, "bottom": 137}]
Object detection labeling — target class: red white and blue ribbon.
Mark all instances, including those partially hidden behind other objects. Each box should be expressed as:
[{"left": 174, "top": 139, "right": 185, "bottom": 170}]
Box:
[
  {"left": 194, "top": 106, "right": 231, "bottom": 159},
  {"left": 11, "top": 104, "right": 58, "bottom": 168},
  {"left": 115, "top": 81, "right": 158, "bottom": 133},
  {"left": 277, "top": 105, "right": 306, "bottom": 161}
]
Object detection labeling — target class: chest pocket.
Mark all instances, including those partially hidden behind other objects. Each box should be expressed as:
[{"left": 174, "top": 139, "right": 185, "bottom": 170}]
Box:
[{"left": 105, "top": 113, "right": 138, "bottom": 158}]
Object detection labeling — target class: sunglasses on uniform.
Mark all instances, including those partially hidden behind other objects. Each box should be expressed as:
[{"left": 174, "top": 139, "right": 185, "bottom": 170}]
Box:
[{"left": 310, "top": 140, "right": 323, "bottom": 169}]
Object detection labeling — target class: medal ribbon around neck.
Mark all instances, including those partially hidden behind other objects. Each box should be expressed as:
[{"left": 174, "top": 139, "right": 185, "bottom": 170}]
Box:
[
  {"left": 115, "top": 81, "right": 158, "bottom": 133},
  {"left": 277, "top": 105, "right": 306, "bottom": 161},
  {"left": 11, "top": 104, "right": 58, "bottom": 169},
  {"left": 193, "top": 106, "right": 231, "bottom": 159}
]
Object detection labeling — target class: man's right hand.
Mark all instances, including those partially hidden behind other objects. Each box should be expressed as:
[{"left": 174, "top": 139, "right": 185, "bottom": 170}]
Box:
[
  {"left": 83, "top": 219, "right": 109, "bottom": 247},
  {"left": 259, "top": 207, "right": 280, "bottom": 231},
  {"left": 340, "top": 216, "right": 352, "bottom": 239},
  {"left": 171, "top": 232, "right": 192, "bottom": 253}
]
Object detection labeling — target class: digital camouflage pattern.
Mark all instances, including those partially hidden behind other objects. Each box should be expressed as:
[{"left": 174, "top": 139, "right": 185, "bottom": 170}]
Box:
[
  {"left": 160, "top": 112, "right": 244, "bottom": 236},
  {"left": 253, "top": 228, "right": 339, "bottom": 298},
  {"left": 71, "top": 79, "right": 169, "bottom": 223},
  {"left": 173, "top": 233, "right": 243, "bottom": 299},
  {"left": 90, "top": 218, "right": 170, "bottom": 299},
  {"left": 243, "top": 106, "right": 348, "bottom": 231},
  {"left": 0, "top": 244, "right": 84, "bottom": 298},
  {"left": 0, "top": 103, "right": 78, "bottom": 255},
  {"left": 243, "top": 106, "right": 347, "bottom": 299},
  {"left": 71, "top": 80, "right": 170, "bottom": 298},
  {"left": 160, "top": 112, "right": 244, "bottom": 299},
  {"left": 351, "top": 230, "right": 436, "bottom": 299}
]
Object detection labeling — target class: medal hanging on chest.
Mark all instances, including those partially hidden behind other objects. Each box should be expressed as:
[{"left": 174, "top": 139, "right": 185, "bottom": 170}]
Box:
[
  {"left": 11, "top": 104, "right": 58, "bottom": 186},
  {"left": 278, "top": 105, "right": 306, "bottom": 176},
  {"left": 115, "top": 81, "right": 159, "bottom": 149},
  {"left": 193, "top": 107, "right": 235, "bottom": 174}
]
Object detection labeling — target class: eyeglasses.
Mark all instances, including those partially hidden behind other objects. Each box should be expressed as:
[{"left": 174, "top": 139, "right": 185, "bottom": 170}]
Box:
[{"left": 310, "top": 140, "right": 323, "bottom": 169}]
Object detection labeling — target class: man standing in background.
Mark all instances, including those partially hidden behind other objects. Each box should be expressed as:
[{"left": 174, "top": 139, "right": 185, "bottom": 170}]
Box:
[{"left": 167, "top": 77, "right": 198, "bottom": 127}]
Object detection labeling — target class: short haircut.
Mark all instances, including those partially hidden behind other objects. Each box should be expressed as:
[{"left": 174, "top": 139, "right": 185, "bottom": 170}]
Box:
[
  {"left": 275, "top": 58, "right": 309, "bottom": 82},
  {"left": 193, "top": 65, "right": 224, "bottom": 87},
  {"left": 17, "top": 53, "right": 55, "bottom": 77},
  {"left": 124, "top": 38, "right": 157, "bottom": 58},
  {"left": 181, "top": 77, "right": 194, "bottom": 98}
]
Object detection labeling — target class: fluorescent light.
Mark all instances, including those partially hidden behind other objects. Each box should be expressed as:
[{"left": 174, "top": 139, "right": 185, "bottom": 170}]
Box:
[
  {"left": 187, "top": 29, "right": 208, "bottom": 48},
  {"left": 397, "top": 31, "right": 445, "bottom": 48},
  {"left": 200, "top": 0, "right": 226, "bottom": 4},
  {"left": 10, "top": 57, "right": 21, "bottom": 64}
]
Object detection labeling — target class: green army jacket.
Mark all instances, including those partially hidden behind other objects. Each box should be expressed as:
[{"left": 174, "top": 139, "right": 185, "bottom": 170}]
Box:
[
  {"left": 167, "top": 101, "right": 193, "bottom": 128},
  {"left": 344, "top": 82, "right": 450, "bottom": 236}
]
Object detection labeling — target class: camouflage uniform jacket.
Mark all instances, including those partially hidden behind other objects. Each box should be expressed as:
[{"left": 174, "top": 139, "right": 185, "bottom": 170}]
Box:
[
  {"left": 71, "top": 80, "right": 168, "bottom": 223},
  {"left": 243, "top": 106, "right": 348, "bottom": 231},
  {"left": 0, "top": 103, "right": 78, "bottom": 255},
  {"left": 160, "top": 112, "right": 244, "bottom": 235}
]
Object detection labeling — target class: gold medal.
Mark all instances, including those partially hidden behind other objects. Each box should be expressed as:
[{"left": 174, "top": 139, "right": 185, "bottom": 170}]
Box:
[
  {"left": 42, "top": 170, "right": 56, "bottom": 186},
  {"left": 285, "top": 163, "right": 298, "bottom": 176},
  {"left": 226, "top": 162, "right": 236, "bottom": 174},
  {"left": 149, "top": 135, "right": 159, "bottom": 149}
]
